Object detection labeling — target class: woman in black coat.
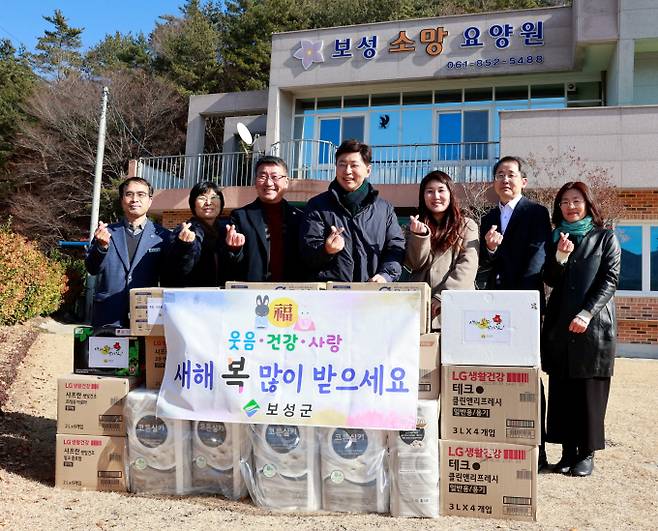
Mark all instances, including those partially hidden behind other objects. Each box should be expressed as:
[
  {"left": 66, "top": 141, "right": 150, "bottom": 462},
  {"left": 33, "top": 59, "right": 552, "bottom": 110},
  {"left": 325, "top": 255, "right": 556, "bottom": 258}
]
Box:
[
  {"left": 541, "top": 181, "right": 621, "bottom": 477},
  {"left": 166, "top": 181, "right": 229, "bottom": 287}
]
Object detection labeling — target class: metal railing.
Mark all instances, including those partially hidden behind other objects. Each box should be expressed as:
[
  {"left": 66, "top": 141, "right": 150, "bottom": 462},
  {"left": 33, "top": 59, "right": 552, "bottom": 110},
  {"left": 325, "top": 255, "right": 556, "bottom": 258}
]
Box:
[
  {"left": 269, "top": 139, "right": 336, "bottom": 180},
  {"left": 369, "top": 141, "right": 500, "bottom": 184},
  {"left": 137, "top": 140, "right": 499, "bottom": 189},
  {"left": 136, "top": 151, "right": 265, "bottom": 189}
]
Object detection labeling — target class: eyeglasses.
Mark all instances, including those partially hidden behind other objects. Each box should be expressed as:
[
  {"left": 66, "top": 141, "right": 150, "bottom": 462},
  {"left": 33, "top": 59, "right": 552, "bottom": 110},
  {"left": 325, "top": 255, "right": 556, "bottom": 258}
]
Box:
[
  {"left": 560, "top": 199, "right": 584, "bottom": 208},
  {"left": 196, "top": 195, "right": 221, "bottom": 204},
  {"left": 256, "top": 174, "right": 287, "bottom": 183},
  {"left": 494, "top": 173, "right": 522, "bottom": 181},
  {"left": 124, "top": 191, "right": 150, "bottom": 200}
]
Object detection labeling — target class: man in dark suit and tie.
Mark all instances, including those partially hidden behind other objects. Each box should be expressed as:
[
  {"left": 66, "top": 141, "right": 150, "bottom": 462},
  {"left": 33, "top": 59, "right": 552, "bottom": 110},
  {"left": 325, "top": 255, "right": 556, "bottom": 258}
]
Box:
[
  {"left": 85, "top": 177, "right": 173, "bottom": 329},
  {"left": 478, "top": 155, "right": 552, "bottom": 470},
  {"left": 224, "top": 156, "right": 303, "bottom": 281}
]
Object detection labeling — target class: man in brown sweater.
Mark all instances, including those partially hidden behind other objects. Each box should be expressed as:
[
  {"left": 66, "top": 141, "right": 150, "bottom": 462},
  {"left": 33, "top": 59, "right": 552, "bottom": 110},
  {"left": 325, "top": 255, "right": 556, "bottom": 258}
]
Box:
[{"left": 225, "top": 156, "right": 304, "bottom": 281}]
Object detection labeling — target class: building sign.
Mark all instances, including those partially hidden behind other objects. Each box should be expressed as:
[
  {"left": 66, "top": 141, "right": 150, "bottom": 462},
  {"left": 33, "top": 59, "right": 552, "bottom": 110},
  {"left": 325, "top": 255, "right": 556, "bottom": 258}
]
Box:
[
  {"left": 275, "top": 7, "right": 572, "bottom": 85},
  {"left": 292, "top": 21, "right": 546, "bottom": 72},
  {"left": 157, "top": 289, "right": 420, "bottom": 430}
]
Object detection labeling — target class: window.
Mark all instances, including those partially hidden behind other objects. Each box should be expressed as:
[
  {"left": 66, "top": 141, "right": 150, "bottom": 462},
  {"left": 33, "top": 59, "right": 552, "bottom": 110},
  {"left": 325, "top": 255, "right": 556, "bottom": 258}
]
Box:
[
  {"left": 617, "top": 225, "right": 642, "bottom": 290},
  {"left": 616, "top": 224, "right": 658, "bottom": 293},
  {"left": 437, "top": 110, "right": 489, "bottom": 161},
  {"left": 649, "top": 226, "right": 658, "bottom": 291}
]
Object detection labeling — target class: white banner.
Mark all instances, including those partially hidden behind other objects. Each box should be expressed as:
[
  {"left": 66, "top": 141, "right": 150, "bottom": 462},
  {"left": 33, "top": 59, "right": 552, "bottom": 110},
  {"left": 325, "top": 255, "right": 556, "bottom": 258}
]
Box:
[{"left": 157, "top": 289, "right": 420, "bottom": 430}]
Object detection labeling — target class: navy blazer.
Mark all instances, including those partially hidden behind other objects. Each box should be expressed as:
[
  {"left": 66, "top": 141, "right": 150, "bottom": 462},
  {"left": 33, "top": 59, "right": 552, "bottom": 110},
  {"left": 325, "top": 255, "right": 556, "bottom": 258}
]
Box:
[
  {"left": 85, "top": 219, "right": 173, "bottom": 328},
  {"left": 226, "top": 199, "right": 304, "bottom": 282},
  {"left": 478, "top": 196, "right": 552, "bottom": 303}
]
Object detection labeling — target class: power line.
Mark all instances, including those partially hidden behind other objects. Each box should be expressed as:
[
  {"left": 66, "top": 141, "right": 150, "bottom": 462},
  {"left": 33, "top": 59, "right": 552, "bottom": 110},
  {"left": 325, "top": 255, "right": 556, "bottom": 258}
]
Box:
[
  {"left": 0, "top": 23, "right": 23, "bottom": 45},
  {"left": 107, "top": 97, "right": 155, "bottom": 158}
]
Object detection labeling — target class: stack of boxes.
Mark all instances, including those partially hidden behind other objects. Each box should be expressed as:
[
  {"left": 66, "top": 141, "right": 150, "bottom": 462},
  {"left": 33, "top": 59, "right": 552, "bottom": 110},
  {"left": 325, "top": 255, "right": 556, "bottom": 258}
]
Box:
[
  {"left": 55, "top": 326, "right": 140, "bottom": 491},
  {"left": 55, "top": 284, "right": 544, "bottom": 522},
  {"left": 130, "top": 288, "right": 166, "bottom": 389},
  {"left": 439, "top": 290, "right": 541, "bottom": 522}
]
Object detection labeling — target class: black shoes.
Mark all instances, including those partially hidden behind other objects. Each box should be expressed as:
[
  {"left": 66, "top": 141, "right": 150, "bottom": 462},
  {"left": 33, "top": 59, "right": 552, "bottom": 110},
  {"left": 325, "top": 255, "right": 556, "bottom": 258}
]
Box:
[
  {"left": 553, "top": 445, "right": 578, "bottom": 475},
  {"left": 571, "top": 452, "right": 595, "bottom": 477},
  {"left": 549, "top": 446, "right": 595, "bottom": 476}
]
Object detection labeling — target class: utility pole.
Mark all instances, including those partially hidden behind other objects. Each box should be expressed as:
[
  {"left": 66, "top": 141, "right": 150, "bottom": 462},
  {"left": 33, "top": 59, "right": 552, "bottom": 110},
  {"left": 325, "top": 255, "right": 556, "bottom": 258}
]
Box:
[{"left": 85, "top": 86, "right": 109, "bottom": 323}]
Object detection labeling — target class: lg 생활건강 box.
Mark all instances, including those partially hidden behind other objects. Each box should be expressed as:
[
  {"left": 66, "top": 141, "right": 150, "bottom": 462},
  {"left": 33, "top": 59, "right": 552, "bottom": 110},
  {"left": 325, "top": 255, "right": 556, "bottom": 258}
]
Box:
[
  {"left": 55, "top": 434, "right": 128, "bottom": 492},
  {"left": 57, "top": 374, "right": 140, "bottom": 436},
  {"left": 419, "top": 333, "right": 440, "bottom": 399},
  {"left": 441, "top": 365, "right": 540, "bottom": 446},
  {"left": 440, "top": 440, "right": 537, "bottom": 521}
]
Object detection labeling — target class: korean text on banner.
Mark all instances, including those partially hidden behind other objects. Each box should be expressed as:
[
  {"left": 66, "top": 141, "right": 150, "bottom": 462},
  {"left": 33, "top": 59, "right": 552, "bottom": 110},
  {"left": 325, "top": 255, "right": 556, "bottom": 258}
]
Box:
[{"left": 157, "top": 289, "right": 420, "bottom": 430}]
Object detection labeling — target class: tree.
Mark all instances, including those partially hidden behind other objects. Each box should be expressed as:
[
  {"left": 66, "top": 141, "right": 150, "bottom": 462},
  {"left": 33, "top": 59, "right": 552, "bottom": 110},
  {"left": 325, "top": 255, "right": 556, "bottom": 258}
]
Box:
[
  {"left": 151, "top": 0, "right": 223, "bottom": 95},
  {"left": 30, "top": 9, "right": 84, "bottom": 80},
  {"left": 3, "top": 71, "right": 186, "bottom": 248},
  {"left": 0, "top": 40, "right": 36, "bottom": 170},
  {"left": 524, "top": 146, "right": 624, "bottom": 226},
  {"left": 84, "top": 32, "right": 151, "bottom": 76}
]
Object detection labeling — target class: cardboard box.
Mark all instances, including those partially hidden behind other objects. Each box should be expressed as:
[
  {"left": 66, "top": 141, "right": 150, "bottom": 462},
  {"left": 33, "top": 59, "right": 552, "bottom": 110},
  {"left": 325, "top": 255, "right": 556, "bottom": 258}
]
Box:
[
  {"left": 73, "top": 326, "right": 143, "bottom": 377},
  {"left": 129, "top": 287, "right": 164, "bottom": 336},
  {"left": 57, "top": 374, "right": 139, "bottom": 436},
  {"left": 440, "top": 440, "right": 537, "bottom": 521},
  {"left": 327, "top": 282, "right": 431, "bottom": 333},
  {"left": 441, "top": 290, "right": 540, "bottom": 366},
  {"left": 55, "top": 434, "right": 128, "bottom": 492},
  {"left": 145, "top": 336, "right": 167, "bottom": 389},
  {"left": 441, "top": 366, "right": 540, "bottom": 446},
  {"left": 225, "top": 281, "right": 326, "bottom": 290},
  {"left": 419, "top": 333, "right": 440, "bottom": 399}
]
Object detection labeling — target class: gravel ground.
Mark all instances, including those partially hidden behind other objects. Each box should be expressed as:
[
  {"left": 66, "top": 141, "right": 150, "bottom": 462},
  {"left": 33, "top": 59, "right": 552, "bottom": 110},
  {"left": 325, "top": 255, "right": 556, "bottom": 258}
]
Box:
[{"left": 0, "top": 318, "right": 657, "bottom": 530}]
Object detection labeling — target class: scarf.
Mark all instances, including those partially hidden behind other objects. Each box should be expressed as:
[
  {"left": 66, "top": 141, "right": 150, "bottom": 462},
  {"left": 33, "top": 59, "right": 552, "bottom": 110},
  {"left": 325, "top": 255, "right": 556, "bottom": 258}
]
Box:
[
  {"left": 330, "top": 179, "right": 371, "bottom": 216},
  {"left": 553, "top": 215, "right": 594, "bottom": 244}
]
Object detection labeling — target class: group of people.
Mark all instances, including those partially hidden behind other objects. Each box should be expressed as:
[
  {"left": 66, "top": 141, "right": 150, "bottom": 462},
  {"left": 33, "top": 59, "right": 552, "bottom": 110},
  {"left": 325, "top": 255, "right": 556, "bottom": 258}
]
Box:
[{"left": 86, "top": 140, "right": 620, "bottom": 479}]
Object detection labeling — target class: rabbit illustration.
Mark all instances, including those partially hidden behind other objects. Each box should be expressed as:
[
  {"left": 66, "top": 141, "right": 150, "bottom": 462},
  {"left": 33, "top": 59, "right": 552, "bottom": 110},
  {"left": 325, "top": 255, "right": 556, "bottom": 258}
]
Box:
[{"left": 255, "top": 295, "right": 270, "bottom": 329}]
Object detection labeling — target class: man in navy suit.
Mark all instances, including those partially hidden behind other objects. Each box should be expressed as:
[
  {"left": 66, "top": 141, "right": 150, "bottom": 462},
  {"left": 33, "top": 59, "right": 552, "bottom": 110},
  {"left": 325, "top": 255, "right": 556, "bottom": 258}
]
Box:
[
  {"left": 478, "top": 156, "right": 552, "bottom": 470},
  {"left": 85, "top": 177, "right": 172, "bottom": 329},
  {"left": 224, "top": 156, "right": 303, "bottom": 281}
]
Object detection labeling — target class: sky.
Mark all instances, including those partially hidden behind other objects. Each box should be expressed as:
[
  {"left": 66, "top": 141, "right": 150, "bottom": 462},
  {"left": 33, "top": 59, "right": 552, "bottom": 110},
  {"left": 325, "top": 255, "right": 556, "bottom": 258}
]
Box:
[{"left": 1, "top": 1, "right": 188, "bottom": 51}]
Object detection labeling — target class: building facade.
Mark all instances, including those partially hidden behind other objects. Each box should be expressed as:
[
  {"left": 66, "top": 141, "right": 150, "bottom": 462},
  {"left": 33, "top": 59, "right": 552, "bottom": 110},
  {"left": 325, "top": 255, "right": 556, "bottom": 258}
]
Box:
[{"left": 139, "top": 0, "right": 658, "bottom": 353}]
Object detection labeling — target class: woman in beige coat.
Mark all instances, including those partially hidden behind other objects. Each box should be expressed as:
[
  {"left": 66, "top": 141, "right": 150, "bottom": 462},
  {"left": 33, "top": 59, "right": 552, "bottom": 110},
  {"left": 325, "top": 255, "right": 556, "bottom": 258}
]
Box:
[{"left": 405, "top": 171, "right": 479, "bottom": 329}]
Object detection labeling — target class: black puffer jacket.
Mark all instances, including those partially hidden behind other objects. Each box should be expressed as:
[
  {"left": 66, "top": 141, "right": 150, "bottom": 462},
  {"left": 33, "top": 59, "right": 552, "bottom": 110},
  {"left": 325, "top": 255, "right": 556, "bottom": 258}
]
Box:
[
  {"left": 300, "top": 181, "right": 405, "bottom": 282},
  {"left": 541, "top": 227, "right": 621, "bottom": 378}
]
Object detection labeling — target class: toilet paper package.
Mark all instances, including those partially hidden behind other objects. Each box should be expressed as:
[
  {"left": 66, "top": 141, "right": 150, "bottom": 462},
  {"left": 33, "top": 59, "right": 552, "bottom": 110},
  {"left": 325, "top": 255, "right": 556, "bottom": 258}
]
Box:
[
  {"left": 124, "top": 388, "right": 192, "bottom": 495},
  {"left": 242, "top": 424, "right": 321, "bottom": 511},
  {"left": 320, "top": 427, "right": 389, "bottom": 514},
  {"left": 388, "top": 399, "right": 440, "bottom": 518},
  {"left": 191, "top": 420, "right": 250, "bottom": 498}
]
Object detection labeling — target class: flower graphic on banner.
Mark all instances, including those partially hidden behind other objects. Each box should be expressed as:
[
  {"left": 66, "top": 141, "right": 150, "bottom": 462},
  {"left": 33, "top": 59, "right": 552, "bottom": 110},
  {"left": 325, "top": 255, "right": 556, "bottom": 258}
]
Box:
[
  {"left": 293, "top": 40, "right": 324, "bottom": 70},
  {"left": 469, "top": 313, "right": 505, "bottom": 331}
]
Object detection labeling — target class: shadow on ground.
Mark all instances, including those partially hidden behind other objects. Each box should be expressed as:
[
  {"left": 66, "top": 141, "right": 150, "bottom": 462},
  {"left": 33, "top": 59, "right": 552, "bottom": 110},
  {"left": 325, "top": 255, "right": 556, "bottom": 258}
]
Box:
[{"left": 0, "top": 410, "right": 56, "bottom": 486}]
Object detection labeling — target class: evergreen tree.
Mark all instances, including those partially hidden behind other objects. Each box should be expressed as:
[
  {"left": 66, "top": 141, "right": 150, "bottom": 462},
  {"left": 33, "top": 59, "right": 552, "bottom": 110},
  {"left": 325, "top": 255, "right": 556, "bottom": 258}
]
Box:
[
  {"left": 30, "top": 9, "right": 84, "bottom": 80},
  {"left": 85, "top": 32, "right": 151, "bottom": 76},
  {"left": 0, "top": 40, "right": 36, "bottom": 169},
  {"left": 151, "top": 0, "right": 223, "bottom": 95}
]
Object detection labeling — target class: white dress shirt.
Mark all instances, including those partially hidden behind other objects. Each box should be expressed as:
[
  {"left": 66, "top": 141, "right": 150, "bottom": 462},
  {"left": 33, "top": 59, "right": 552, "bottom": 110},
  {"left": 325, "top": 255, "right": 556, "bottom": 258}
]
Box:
[{"left": 498, "top": 195, "right": 523, "bottom": 234}]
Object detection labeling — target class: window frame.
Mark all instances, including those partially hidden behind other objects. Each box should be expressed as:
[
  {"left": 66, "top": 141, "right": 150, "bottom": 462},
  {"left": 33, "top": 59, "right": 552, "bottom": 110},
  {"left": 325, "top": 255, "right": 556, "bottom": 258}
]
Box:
[{"left": 615, "top": 221, "right": 658, "bottom": 296}]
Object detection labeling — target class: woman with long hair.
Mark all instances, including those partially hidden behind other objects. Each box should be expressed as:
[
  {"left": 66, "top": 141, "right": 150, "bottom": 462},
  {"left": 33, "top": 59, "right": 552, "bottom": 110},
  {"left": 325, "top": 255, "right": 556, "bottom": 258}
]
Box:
[
  {"left": 541, "top": 181, "right": 621, "bottom": 477},
  {"left": 165, "top": 181, "right": 229, "bottom": 287},
  {"left": 405, "top": 171, "right": 479, "bottom": 328}
]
